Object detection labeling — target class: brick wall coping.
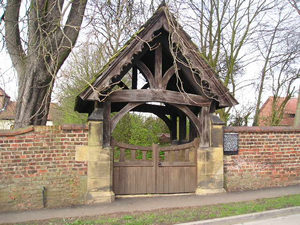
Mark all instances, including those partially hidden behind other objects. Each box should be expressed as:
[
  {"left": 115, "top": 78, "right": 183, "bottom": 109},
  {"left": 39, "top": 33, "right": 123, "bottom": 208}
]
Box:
[
  {"left": 61, "top": 124, "right": 88, "bottom": 130},
  {"left": 0, "top": 124, "right": 88, "bottom": 137},
  {"left": 224, "top": 126, "right": 300, "bottom": 133}
]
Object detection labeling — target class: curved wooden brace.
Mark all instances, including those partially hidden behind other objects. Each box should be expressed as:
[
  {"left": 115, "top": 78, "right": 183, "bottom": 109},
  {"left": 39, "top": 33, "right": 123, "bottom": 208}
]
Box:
[
  {"left": 111, "top": 102, "right": 142, "bottom": 131},
  {"left": 156, "top": 113, "right": 172, "bottom": 131},
  {"left": 111, "top": 103, "right": 172, "bottom": 134},
  {"left": 162, "top": 65, "right": 178, "bottom": 89},
  {"left": 135, "top": 61, "right": 156, "bottom": 89},
  {"left": 170, "top": 104, "right": 201, "bottom": 137}
]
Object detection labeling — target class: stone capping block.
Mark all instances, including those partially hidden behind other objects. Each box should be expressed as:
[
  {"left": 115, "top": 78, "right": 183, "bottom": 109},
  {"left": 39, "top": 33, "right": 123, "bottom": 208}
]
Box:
[
  {"left": 210, "top": 114, "right": 226, "bottom": 125},
  {"left": 61, "top": 124, "right": 88, "bottom": 130},
  {"left": 0, "top": 124, "right": 88, "bottom": 137},
  {"left": 224, "top": 126, "right": 300, "bottom": 133}
]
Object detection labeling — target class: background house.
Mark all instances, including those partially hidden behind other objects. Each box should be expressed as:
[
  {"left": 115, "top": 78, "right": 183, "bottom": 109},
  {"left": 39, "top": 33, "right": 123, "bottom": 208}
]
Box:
[
  {"left": 0, "top": 88, "right": 57, "bottom": 129},
  {"left": 259, "top": 96, "right": 298, "bottom": 126}
]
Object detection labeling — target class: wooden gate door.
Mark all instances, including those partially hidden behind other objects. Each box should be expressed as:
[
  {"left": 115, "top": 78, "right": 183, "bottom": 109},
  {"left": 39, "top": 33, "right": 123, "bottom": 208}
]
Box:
[
  {"left": 156, "top": 141, "right": 198, "bottom": 193},
  {"left": 112, "top": 139, "right": 198, "bottom": 195}
]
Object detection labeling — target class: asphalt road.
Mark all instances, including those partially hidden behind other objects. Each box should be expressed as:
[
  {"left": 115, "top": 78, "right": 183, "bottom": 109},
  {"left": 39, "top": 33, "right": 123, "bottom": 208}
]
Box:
[
  {"left": 236, "top": 213, "right": 300, "bottom": 225},
  {"left": 179, "top": 206, "right": 300, "bottom": 225}
]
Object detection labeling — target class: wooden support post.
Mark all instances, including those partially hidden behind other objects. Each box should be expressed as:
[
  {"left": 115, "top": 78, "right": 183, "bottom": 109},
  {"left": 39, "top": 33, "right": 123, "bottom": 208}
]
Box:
[
  {"left": 199, "top": 107, "right": 210, "bottom": 147},
  {"left": 103, "top": 101, "right": 111, "bottom": 147},
  {"left": 132, "top": 67, "right": 137, "bottom": 89},
  {"left": 189, "top": 119, "right": 196, "bottom": 141},
  {"left": 171, "top": 114, "right": 177, "bottom": 142},
  {"left": 155, "top": 44, "right": 162, "bottom": 88},
  {"left": 153, "top": 143, "right": 158, "bottom": 193},
  {"left": 179, "top": 115, "right": 186, "bottom": 143}
]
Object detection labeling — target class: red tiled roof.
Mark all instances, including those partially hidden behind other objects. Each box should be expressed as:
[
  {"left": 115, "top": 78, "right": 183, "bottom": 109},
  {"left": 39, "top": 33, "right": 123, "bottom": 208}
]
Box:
[
  {"left": 285, "top": 98, "right": 297, "bottom": 114},
  {"left": 0, "top": 101, "right": 16, "bottom": 120},
  {"left": 259, "top": 96, "right": 298, "bottom": 126},
  {"left": 0, "top": 99, "right": 57, "bottom": 121}
]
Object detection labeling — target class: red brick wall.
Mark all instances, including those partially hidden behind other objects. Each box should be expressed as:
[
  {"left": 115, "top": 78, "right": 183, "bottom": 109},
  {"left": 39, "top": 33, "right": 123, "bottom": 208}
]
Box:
[
  {"left": 2, "top": 124, "right": 299, "bottom": 211},
  {"left": 224, "top": 127, "right": 300, "bottom": 191},
  {"left": 0, "top": 125, "right": 88, "bottom": 212}
]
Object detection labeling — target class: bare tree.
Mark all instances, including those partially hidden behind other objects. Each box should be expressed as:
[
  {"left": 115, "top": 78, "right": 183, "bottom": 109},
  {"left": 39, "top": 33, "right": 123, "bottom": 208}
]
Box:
[
  {"left": 54, "top": 41, "right": 107, "bottom": 125},
  {"left": 252, "top": 2, "right": 300, "bottom": 126},
  {"left": 87, "top": 0, "right": 154, "bottom": 57},
  {"left": 1, "top": 0, "right": 87, "bottom": 128},
  {"left": 181, "top": 0, "right": 272, "bottom": 122},
  {"left": 54, "top": 0, "right": 154, "bottom": 124},
  {"left": 289, "top": 0, "right": 300, "bottom": 15},
  {"left": 228, "top": 105, "right": 254, "bottom": 126}
]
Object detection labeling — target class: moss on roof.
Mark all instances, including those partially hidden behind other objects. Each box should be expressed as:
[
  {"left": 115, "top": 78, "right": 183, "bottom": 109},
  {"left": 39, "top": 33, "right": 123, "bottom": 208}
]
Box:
[
  {"left": 77, "top": 27, "right": 145, "bottom": 96},
  {"left": 77, "top": 3, "right": 171, "bottom": 98}
]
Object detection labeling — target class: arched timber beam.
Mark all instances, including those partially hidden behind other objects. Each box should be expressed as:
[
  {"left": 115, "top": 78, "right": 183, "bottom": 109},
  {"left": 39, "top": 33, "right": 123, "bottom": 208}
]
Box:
[
  {"left": 111, "top": 102, "right": 142, "bottom": 131},
  {"left": 133, "top": 104, "right": 172, "bottom": 132},
  {"left": 162, "top": 65, "right": 180, "bottom": 89},
  {"left": 135, "top": 61, "right": 156, "bottom": 89},
  {"left": 170, "top": 104, "right": 202, "bottom": 137},
  {"left": 154, "top": 112, "right": 172, "bottom": 132},
  {"left": 111, "top": 103, "right": 172, "bottom": 133}
]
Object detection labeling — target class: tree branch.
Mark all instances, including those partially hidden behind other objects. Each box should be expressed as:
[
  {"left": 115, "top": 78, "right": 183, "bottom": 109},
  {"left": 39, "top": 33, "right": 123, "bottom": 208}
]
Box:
[
  {"left": 4, "top": 0, "right": 26, "bottom": 75},
  {"left": 55, "top": 0, "right": 87, "bottom": 71},
  {"left": 289, "top": 0, "right": 300, "bottom": 15}
]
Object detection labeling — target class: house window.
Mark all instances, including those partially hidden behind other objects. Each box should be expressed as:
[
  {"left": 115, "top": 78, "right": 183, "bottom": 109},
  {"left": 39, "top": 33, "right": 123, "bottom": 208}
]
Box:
[{"left": 288, "top": 114, "right": 295, "bottom": 118}]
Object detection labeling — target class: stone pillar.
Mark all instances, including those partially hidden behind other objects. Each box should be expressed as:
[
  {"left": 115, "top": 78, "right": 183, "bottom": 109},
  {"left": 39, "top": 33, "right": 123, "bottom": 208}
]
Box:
[
  {"left": 85, "top": 105, "right": 114, "bottom": 203},
  {"left": 195, "top": 114, "right": 225, "bottom": 195}
]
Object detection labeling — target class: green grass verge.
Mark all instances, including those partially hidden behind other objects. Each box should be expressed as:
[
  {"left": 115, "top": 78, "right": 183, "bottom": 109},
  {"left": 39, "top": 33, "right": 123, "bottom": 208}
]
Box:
[{"left": 17, "top": 194, "right": 300, "bottom": 225}]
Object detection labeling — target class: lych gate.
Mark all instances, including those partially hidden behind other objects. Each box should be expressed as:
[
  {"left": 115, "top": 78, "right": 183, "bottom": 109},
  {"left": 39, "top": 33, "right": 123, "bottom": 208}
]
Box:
[{"left": 75, "top": 3, "right": 238, "bottom": 203}]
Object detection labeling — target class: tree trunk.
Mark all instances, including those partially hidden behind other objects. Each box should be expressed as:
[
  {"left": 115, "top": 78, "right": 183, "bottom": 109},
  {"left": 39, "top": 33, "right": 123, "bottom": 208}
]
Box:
[
  {"left": 4, "top": 0, "right": 87, "bottom": 129},
  {"left": 14, "top": 60, "right": 53, "bottom": 128}
]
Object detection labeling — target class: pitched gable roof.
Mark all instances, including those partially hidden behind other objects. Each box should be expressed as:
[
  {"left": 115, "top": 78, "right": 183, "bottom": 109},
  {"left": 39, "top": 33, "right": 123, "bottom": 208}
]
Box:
[
  {"left": 0, "top": 87, "right": 58, "bottom": 121},
  {"left": 259, "top": 96, "right": 298, "bottom": 126},
  {"left": 285, "top": 98, "right": 297, "bottom": 114},
  {"left": 0, "top": 101, "right": 16, "bottom": 120},
  {"left": 260, "top": 96, "right": 297, "bottom": 114},
  {"left": 75, "top": 4, "right": 238, "bottom": 112},
  {"left": 0, "top": 101, "right": 58, "bottom": 121}
]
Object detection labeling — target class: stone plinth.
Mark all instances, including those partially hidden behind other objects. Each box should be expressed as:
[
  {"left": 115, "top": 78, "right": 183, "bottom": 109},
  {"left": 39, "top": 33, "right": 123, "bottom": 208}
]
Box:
[
  {"left": 76, "top": 121, "right": 115, "bottom": 203},
  {"left": 196, "top": 121, "right": 225, "bottom": 195}
]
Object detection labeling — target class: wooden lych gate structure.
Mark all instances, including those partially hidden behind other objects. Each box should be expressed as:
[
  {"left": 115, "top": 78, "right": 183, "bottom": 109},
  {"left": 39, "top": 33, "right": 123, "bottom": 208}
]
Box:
[{"left": 75, "top": 3, "right": 237, "bottom": 198}]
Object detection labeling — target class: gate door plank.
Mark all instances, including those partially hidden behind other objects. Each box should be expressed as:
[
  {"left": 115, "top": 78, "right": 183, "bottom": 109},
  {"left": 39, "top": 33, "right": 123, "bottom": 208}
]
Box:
[
  {"left": 113, "top": 138, "right": 198, "bottom": 195},
  {"left": 113, "top": 167, "right": 120, "bottom": 194},
  {"left": 157, "top": 139, "right": 198, "bottom": 194}
]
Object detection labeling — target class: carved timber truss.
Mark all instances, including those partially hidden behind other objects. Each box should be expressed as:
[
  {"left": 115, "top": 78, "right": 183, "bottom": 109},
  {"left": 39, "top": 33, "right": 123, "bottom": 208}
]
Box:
[{"left": 75, "top": 3, "right": 238, "bottom": 147}]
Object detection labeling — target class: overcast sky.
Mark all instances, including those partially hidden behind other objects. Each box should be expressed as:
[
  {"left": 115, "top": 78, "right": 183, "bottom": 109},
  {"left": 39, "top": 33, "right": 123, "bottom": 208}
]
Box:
[{"left": 0, "top": 0, "right": 299, "bottom": 113}]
